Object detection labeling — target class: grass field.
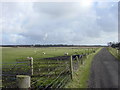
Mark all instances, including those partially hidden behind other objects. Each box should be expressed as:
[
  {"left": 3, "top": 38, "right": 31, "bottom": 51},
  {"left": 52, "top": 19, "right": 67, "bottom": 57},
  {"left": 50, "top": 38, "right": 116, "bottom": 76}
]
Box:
[{"left": 2, "top": 47, "right": 94, "bottom": 63}]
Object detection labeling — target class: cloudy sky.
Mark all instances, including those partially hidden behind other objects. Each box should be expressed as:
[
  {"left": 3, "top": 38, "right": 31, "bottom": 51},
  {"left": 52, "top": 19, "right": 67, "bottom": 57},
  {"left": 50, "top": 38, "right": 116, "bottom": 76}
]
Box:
[{"left": 0, "top": 0, "right": 119, "bottom": 45}]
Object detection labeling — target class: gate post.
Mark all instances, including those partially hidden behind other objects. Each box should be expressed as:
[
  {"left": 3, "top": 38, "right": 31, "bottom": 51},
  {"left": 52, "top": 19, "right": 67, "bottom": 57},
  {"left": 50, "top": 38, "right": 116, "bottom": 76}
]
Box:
[
  {"left": 16, "top": 75, "right": 31, "bottom": 88},
  {"left": 70, "top": 55, "right": 73, "bottom": 80},
  {"left": 30, "top": 57, "right": 33, "bottom": 76}
]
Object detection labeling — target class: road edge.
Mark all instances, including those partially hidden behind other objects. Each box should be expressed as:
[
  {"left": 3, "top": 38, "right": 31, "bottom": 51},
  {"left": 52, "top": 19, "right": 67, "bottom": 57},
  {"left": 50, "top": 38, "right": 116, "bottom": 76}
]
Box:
[{"left": 65, "top": 47, "right": 102, "bottom": 88}]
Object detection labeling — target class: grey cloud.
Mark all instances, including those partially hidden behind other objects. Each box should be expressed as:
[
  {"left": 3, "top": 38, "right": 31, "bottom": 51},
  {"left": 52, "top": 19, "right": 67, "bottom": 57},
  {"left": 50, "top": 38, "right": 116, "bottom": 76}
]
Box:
[
  {"left": 33, "top": 2, "right": 78, "bottom": 18},
  {"left": 1, "top": 2, "right": 118, "bottom": 45}
]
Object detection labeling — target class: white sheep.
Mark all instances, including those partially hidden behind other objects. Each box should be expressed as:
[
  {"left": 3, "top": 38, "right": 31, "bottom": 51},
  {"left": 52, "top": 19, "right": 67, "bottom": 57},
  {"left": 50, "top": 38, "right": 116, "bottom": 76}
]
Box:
[
  {"left": 27, "top": 57, "right": 33, "bottom": 60},
  {"left": 43, "top": 52, "right": 46, "bottom": 55},
  {"left": 64, "top": 52, "right": 68, "bottom": 55},
  {"left": 27, "top": 56, "right": 30, "bottom": 60}
]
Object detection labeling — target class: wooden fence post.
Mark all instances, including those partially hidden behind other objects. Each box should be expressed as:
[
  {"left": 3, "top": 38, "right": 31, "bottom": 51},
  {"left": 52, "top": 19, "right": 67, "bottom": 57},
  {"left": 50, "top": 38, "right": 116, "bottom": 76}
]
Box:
[
  {"left": 76, "top": 56, "right": 79, "bottom": 63},
  {"left": 70, "top": 55, "right": 73, "bottom": 80},
  {"left": 16, "top": 75, "right": 31, "bottom": 88},
  {"left": 30, "top": 57, "right": 33, "bottom": 76}
]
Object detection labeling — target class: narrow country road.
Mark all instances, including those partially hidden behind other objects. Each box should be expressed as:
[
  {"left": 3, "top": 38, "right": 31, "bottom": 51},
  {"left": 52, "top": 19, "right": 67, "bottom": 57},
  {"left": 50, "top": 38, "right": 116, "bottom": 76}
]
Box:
[{"left": 88, "top": 48, "right": 120, "bottom": 88}]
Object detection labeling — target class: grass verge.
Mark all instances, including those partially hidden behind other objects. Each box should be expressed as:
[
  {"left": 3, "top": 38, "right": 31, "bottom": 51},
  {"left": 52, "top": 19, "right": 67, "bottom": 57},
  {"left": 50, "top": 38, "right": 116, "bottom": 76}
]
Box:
[
  {"left": 107, "top": 47, "right": 120, "bottom": 60},
  {"left": 65, "top": 47, "right": 102, "bottom": 88}
]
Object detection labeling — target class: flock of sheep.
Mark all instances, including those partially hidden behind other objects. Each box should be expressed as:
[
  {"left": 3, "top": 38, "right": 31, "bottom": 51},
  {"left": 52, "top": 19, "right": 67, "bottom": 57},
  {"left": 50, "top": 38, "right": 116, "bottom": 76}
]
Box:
[{"left": 27, "top": 52, "right": 69, "bottom": 60}]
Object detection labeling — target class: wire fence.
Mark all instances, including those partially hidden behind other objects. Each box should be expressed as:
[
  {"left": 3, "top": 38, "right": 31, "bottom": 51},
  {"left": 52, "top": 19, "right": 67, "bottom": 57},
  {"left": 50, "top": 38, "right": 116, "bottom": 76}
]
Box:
[
  {"left": 2, "top": 59, "right": 31, "bottom": 88},
  {"left": 31, "top": 56, "right": 70, "bottom": 89},
  {"left": 2, "top": 48, "right": 98, "bottom": 88}
]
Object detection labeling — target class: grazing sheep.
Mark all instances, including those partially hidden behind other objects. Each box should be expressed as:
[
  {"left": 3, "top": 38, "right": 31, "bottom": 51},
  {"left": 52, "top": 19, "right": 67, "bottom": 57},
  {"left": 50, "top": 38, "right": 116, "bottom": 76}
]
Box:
[
  {"left": 64, "top": 52, "right": 68, "bottom": 55},
  {"left": 43, "top": 52, "right": 46, "bottom": 55},
  {"left": 27, "top": 57, "right": 33, "bottom": 60},
  {"left": 27, "top": 57, "right": 30, "bottom": 60}
]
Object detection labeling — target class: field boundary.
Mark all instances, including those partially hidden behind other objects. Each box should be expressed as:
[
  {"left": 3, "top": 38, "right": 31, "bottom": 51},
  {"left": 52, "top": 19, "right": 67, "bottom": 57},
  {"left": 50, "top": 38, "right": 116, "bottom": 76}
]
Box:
[{"left": 65, "top": 47, "right": 102, "bottom": 88}]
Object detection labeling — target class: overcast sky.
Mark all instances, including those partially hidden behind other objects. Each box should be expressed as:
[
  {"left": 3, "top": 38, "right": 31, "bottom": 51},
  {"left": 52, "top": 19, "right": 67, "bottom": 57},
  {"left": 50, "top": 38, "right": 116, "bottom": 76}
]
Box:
[{"left": 0, "top": 0, "right": 119, "bottom": 45}]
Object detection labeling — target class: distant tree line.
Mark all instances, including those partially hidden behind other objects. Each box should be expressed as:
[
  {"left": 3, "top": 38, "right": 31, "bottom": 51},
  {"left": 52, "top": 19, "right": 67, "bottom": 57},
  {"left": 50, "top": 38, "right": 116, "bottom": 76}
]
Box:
[
  {"left": 108, "top": 42, "right": 120, "bottom": 50},
  {"left": 0, "top": 44, "right": 104, "bottom": 47}
]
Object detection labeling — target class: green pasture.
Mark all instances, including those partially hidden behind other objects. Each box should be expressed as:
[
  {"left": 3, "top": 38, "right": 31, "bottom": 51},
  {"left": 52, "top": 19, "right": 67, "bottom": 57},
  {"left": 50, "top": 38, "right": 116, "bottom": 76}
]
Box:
[{"left": 2, "top": 47, "right": 94, "bottom": 63}]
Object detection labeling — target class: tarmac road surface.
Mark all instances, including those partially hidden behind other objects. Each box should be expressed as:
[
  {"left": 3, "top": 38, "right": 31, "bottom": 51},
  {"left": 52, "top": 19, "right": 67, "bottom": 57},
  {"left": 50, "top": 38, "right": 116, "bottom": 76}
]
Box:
[{"left": 88, "top": 48, "right": 120, "bottom": 88}]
